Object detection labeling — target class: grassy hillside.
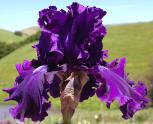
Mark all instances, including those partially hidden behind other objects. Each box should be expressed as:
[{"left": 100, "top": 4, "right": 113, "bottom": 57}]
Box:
[
  {"left": 21, "top": 26, "right": 40, "bottom": 36},
  {"left": 0, "top": 22, "right": 153, "bottom": 108},
  {"left": 0, "top": 29, "right": 25, "bottom": 43},
  {"left": 0, "top": 43, "right": 36, "bottom": 83},
  {"left": 104, "top": 22, "right": 153, "bottom": 79}
]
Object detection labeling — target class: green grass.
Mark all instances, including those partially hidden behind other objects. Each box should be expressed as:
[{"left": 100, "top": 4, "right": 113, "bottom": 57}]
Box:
[
  {"left": 104, "top": 22, "right": 153, "bottom": 79},
  {"left": 48, "top": 108, "right": 153, "bottom": 124},
  {"left": 5, "top": 108, "right": 153, "bottom": 124},
  {"left": 0, "top": 29, "right": 26, "bottom": 43},
  {"left": 0, "top": 22, "right": 153, "bottom": 110}
]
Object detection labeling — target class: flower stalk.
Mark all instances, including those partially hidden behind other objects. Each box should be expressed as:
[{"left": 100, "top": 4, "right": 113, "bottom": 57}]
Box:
[{"left": 60, "top": 72, "right": 89, "bottom": 124}]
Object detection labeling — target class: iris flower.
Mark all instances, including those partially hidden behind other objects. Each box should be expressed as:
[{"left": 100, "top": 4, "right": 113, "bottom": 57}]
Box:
[{"left": 3, "top": 2, "right": 149, "bottom": 124}]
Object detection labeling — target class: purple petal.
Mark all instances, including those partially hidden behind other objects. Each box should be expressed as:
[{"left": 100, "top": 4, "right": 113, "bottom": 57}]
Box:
[
  {"left": 102, "top": 50, "right": 109, "bottom": 59},
  {"left": 80, "top": 75, "right": 98, "bottom": 102},
  {"left": 134, "top": 81, "right": 148, "bottom": 98},
  {"left": 3, "top": 66, "right": 50, "bottom": 122},
  {"left": 33, "top": 30, "right": 63, "bottom": 65},
  {"left": 37, "top": 2, "right": 106, "bottom": 66},
  {"left": 16, "top": 60, "right": 32, "bottom": 76},
  {"left": 107, "top": 58, "right": 135, "bottom": 86},
  {"left": 48, "top": 75, "right": 61, "bottom": 98},
  {"left": 45, "top": 64, "right": 68, "bottom": 98},
  {"left": 119, "top": 81, "right": 148, "bottom": 119},
  {"left": 107, "top": 58, "right": 126, "bottom": 78},
  {"left": 67, "top": 2, "right": 85, "bottom": 16},
  {"left": 90, "top": 66, "right": 149, "bottom": 119}
]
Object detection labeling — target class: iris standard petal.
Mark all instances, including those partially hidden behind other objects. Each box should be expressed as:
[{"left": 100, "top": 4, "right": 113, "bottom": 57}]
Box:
[{"left": 37, "top": 2, "right": 106, "bottom": 66}]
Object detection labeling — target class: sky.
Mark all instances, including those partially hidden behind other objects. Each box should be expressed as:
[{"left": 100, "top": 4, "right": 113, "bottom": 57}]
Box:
[{"left": 0, "top": 0, "right": 153, "bottom": 31}]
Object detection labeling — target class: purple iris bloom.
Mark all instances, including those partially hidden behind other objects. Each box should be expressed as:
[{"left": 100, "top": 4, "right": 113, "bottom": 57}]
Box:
[{"left": 3, "top": 2, "right": 149, "bottom": 123}]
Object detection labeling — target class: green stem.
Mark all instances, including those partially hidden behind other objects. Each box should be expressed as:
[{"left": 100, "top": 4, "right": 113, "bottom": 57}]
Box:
[
  {"left": 60, "top": 71, "right": 89, "bottom": 124},
  {"left": 62, "top": 110, "right": 73, "bottom": 124}
]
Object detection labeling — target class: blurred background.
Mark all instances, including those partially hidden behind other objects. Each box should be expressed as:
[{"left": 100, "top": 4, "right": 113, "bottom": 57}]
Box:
[{"left": 0, "top": 0, "right": 153, "bottom": 124}]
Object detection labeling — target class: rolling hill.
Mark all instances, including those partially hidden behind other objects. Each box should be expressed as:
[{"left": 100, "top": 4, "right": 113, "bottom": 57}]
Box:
[
  {"left": 0, "top": 29, "right": 25, "bottom": 43},
  {"left": 21, "top": 26, "right": 40, "bottom": 36},
  {"left": 0, "top": 22, "right": 153, "bottom": 107},
  {"left": 0, "top": 43, "right": 36, "bottom": 83}
]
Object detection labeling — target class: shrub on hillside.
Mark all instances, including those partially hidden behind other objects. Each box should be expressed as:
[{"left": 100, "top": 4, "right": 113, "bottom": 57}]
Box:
[
  {"left": 19, "top": 31, "right": 40, "bottom": 45},
  {"left": 14, "top": 31, "right": 23, "bottom": 36},
  {"left": 0, "top": 42, "right": 19, "bottom": 59},
  {"left": 0, "top": 31, "right": 40, "bottom": 59}
]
